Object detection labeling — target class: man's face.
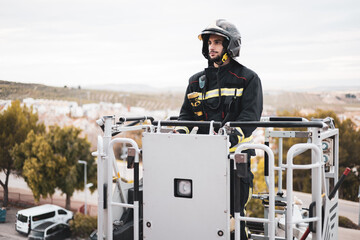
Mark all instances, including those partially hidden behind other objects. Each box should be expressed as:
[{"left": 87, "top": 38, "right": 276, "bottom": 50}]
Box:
[{"left": 208, "top": 34, "right": 225, "bottom": 61}]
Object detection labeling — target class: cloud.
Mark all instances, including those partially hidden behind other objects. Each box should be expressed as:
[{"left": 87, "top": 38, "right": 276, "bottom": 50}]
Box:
[{"left": 1, "top": 0, "right": 360, "bottom": 90}]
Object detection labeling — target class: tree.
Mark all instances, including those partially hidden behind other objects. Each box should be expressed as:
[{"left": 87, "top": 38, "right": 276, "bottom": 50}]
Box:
[
  {"left": 13, "top": 125, "right": 96, "bottom": 209},
  {"left": 46, "top": 125, "right": 96, "bottom": 209},
  {"left": 0, "top": 100, "right": 45, "bottom": 207},
  {"left": 12, "top": 131, "right": 67, "bottom": 201},
  {"left": 336, "top": 118, "right": 360, "bottom": 200}
]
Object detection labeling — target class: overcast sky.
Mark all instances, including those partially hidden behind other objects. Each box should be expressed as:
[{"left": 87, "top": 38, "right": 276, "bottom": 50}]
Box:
[{"left": 1, "top": 0, "right": 360, "bottom": 91}]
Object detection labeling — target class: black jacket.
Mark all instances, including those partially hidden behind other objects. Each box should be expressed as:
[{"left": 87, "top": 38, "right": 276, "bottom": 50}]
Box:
[{"left": 178, "top": 59, "right": 263, "bottom": 149}]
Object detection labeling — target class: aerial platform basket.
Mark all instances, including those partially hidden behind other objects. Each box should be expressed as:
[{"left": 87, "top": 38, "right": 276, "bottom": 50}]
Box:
[{"left": 93, "top": 116, "right": 340, "bottom": 240}]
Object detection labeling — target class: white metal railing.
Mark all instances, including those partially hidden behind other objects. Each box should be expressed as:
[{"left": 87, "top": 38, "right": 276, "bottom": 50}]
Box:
[
  {"left": 285, "top": 143, "right": 323, "bottom": 240},
  {"left": 234, "top": 143, "right": 276, "bottom": 240},
  {"left": 93, "top": 116, "right": 142, "bottom": 240},
  {"left": 107, "top": 138, "right": 141, "bottom": 240},
  {"left": 94, "top": 136, "right": 104, "bottom": 240}
]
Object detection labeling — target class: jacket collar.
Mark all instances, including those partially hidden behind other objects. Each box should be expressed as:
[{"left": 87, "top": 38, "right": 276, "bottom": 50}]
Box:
[{"left": 206, "top": 58, "right": 236, "bottom": 74}]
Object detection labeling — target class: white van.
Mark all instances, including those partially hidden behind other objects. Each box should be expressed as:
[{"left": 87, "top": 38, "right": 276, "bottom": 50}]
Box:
[{"left": 15, "top": 204, "right": 73, "bottom": 235}]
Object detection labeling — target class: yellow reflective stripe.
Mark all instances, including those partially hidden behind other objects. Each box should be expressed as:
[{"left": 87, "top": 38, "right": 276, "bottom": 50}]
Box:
[
  {"left": 235, "top": 127, "right": 244, "bottom": 137},
  {"left": 237, "top": 127, "right": 243, "bottom": 135},
  {"left": 175, "top": 126, "right": 190, "bottom": 134},
  {"left": 205, "top": 89, "right": 219, "bottom": 99},
  {"left": 245, "top": 187, "right": 253, "bottom": 208},
  {"left": 240, "top": 135, "right": 253, "bottom": 144},
  {"left": 229, "top": 135, "right": 254, "bottom": 152},
  {"left": 196, "top": 88, "right": 243, "bottom": 100},
  {"left": 221, "top": 88, "right": 243, "bottom": 97}
]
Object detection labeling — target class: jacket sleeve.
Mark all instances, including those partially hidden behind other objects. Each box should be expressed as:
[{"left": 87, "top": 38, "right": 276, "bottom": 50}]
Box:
[{"left": 229, "top": 72, "right": 263, "bottom": 149}]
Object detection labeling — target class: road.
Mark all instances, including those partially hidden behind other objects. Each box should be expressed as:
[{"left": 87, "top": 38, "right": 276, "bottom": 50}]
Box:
[
  {"left": 0, "top": 172, "right": 97, "bottom": 239},
  {"left": 1, "top": 209, "right": 359, "bottom": 240},
  {"left": 0, "top": 207, "right": 25, "bottom": 240},
  {"left": 292, "top": 191, "right": 360, "bottom": 239},
  {"left": 293, "top": 191, "right": 359, "bottom": 224},
  {"left": 1, "top": 174, "right": 359, "bottom": 239},
  {"left": 1, "top": 197, "right": 360, "bottom": 239}
]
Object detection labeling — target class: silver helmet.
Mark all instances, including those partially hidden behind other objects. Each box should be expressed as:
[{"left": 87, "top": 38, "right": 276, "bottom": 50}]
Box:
[{"left": 198, "top": 19, "right": 241, "bottom": 59}]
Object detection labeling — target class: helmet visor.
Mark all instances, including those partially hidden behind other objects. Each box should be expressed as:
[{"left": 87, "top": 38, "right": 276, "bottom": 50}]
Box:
[{"left": 198, "top": 31, "right": 229, "bottom": 41}]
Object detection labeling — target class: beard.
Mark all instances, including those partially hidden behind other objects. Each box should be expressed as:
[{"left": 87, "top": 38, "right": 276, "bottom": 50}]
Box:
[
  {"left": 209, "top": 54, "right": 222, "bottom": 64},
  {"left": 208, "top": 50, "right": 226, "bottom": 65}
]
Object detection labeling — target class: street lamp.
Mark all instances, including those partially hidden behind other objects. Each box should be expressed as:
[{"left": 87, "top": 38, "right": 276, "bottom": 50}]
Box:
[{"left": 78, "top": 160, "right": 88, "bottom": 215}]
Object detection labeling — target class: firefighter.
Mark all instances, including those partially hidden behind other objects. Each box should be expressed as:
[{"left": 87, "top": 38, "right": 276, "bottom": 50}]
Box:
[{"left": 176, "top": 19, "right": 263, "bottom": 239}]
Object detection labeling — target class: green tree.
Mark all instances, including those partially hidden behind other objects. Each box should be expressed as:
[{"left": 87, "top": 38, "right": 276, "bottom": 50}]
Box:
[
  {"left": 13, "top": 125, "right": 96, "bottom": 209},
  {"left": 335, "top": 118, "right": 360, "bottom": 200},
  {"left": 0, "top": 100, "right": 44, "bottom": 207},
  {"left": 46, "top": 125, "right": 96, "bottom": 209},
  {"left": 12, "top": 131, "right": 67, "bottom": 201}
]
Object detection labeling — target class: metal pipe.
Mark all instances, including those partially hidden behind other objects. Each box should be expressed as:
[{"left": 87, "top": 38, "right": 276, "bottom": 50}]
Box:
[
  {"left": 95, "top": 136, "right": 104, "bottom": 240},
  {"left": 118, "top": 116, "right": 154, "bottom": 124},
  {"left": 264, "top": 142, "right": 269, "bottom": 177},
  {"left": 286, "top": 143, "right": 322, "bottom": 240},
  {"left": 235, "top": 212, "right": 241, "bottom": 240},
  {"left": 228, "top": 121, "right": 324, "bottom": 128},
  {"left": 278, "top": 138, "right": 283, "bottom": 194},
  {"left": 235, "top": 144, "right": 275, "bottom": 240},
  {"left": 268, "top": 117, "right": 304, "bottom": 122},
  {"left": 209, "top": 120, "right": 215, "bottom": 135},
  {"left": 236, "top": 216, "right": 270, "bottom": 223},
  {"left": 104, "top": 117, "right": 114, "bottom": 240},
  {"left": 111, "top": 202, "right": 136, "bottom": 208},
  {"left": 286, "top": 163, "right": 322, "bottom": 170},
  {"left": 108, "top": 138, "right": 140, "bottom": 240},
  {"left": 134, "top": 201, "right": 139, "bottom": 240},
  {"left": 292, "top": 217, "right": 319, "bottom": 224},
  {"left": 152, "top": 120, "right": 222, "bottom": 128}
]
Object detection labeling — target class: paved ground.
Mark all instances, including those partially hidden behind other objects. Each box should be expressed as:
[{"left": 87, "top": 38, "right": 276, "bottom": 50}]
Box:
[
  {"left": 1, "top": 174, "right": 359, "bottom": 239},
  {"left": 293, "top": 191, "right": 360, "bottom": 225},
  {"left": 0, "top": 206, "right": 25, "bottom": 240},
  {"left": 1, "top": 205, "right": 359, "bottom": 239},
  {"left": 0, "top": 207, "right": 74, "bottom": 240}
]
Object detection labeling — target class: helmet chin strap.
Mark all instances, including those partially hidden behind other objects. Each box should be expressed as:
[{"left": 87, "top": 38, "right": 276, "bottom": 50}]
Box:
[
  {"left": 214, "top": 52, "right": 228, "bottom": 66},
  {"left": 221, "top": 53, "right": 228, "bottom": 63}
]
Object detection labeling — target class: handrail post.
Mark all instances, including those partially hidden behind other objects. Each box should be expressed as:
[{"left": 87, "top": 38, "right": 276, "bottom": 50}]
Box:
[
  {"left": 286, "top": 143, "right": 322, "bottom": 240},
  {"left": 103, "top": 116, "right": 113, "bottom": 240},
  {"left": 108, "top": 138, "right": 141, "bottom": 240},
  {"left": 234, "top": 144, "right": 275, "bottom": 240}
]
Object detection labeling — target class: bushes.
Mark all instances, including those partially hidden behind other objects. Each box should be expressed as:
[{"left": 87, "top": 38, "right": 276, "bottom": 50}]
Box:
[
  {"left": 69, "top": 213, "right": 97, "bottom": 238},
  {"left": 339, "top": 215, "right": 360, "bottom": 230}
]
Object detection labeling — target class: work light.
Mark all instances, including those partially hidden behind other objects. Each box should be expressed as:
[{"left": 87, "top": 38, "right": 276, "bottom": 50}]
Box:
[{"left": 174, "top": 178, "right": 193, "bottom": 198}]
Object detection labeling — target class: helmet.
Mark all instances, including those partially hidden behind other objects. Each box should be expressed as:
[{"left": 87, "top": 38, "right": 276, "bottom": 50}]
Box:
[{"left": 198, "top": 19, "right": 241, "bottom": 59}]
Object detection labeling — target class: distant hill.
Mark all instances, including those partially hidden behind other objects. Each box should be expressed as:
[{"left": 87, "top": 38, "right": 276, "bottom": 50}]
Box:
[
  {"left": 1, "top": 80, "right": 360, "bottom": 114},
  {"left": 0, "top": 80, "right": 183, "bottom": 110},
  {"left": 84, "top": 83, "right": 185, "bottom": 94},
  {"left": 264, "top": 90, "right": 360, "bottom": 113}
]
